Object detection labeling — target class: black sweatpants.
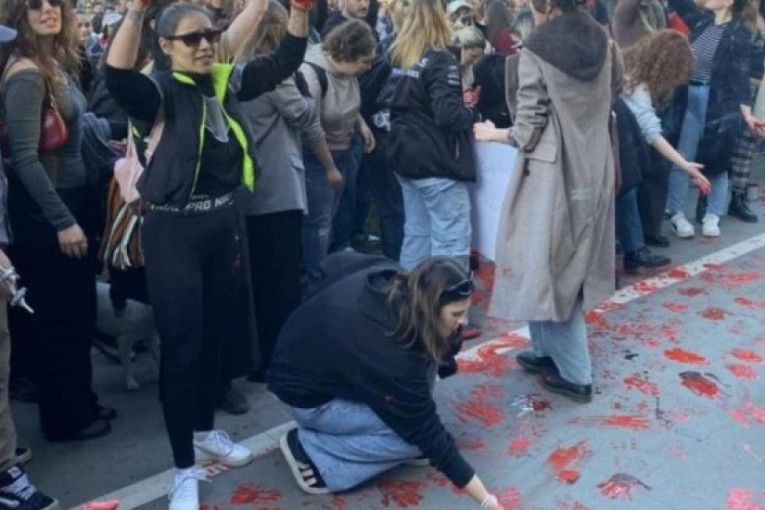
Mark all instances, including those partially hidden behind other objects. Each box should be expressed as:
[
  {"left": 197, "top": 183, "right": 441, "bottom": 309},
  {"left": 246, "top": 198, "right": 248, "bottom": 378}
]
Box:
[
  {"left": 8, "top": 185, "right": 99, "bottom": 439},
  {"left": 246, "top": 210, "right": 302, "bottom": 374},
  {"left": 142, "top": 202, "right": 245, "bottom": 468},
  {"left": 638, "top": 152, "right": 671, "bottom": 239}
]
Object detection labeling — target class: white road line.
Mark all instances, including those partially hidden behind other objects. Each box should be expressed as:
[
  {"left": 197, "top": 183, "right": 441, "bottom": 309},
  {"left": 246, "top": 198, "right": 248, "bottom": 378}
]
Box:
[{"left": 84, "top": 232, "right": 765, "bottom": 509}]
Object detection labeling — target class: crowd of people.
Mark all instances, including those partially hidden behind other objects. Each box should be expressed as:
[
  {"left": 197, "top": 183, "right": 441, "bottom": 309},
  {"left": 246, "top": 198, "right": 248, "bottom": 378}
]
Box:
[{"left": 0, "top": 0, "right": 763, "bottom": 506}]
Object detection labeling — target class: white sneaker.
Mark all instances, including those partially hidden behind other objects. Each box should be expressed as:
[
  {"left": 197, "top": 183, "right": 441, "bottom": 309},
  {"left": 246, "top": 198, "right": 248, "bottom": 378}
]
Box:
[
  {"left": 702, "top": 213, "right": 721, "bottom": 237},
  {"left": 169, "top": 467, "right": 207, "bottom": 510},
  {"left": 194, "top": 430, "right": 253, "bottom": 467},
  {"left": 671, "top": 212, "right": 695, "bottom": 239}
]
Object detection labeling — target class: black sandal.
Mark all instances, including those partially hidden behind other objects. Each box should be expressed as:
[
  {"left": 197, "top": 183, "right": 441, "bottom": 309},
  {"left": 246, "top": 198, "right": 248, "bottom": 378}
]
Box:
[{"left": 280, "top": 429, "right": 330, "bottom": 495}]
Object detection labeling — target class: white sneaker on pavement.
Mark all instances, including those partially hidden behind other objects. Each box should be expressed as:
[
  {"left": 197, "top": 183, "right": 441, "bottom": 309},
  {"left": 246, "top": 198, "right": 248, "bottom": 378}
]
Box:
[
  {"left": 194, "top": 430, "right": 253, "bottom": 467},
  {"left": 702, "top": 213, "right": 721, "bottom": 237},
  {"left": 671, "top": 212, "right": 695, "bottom": 239},
  {"left": 169, "top": 467, "right": 207, "bottom": 510}
]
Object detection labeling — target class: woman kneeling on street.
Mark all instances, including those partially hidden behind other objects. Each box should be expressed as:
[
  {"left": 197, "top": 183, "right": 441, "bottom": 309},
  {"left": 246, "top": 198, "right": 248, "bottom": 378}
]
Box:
[{"left": 267, "top": 253, "right": 507, "bottom": 510}]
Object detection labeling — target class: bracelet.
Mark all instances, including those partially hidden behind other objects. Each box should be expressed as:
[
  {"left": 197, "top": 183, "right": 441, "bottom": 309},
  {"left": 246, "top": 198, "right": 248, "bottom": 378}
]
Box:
[{"left": 480, "top": 494, "right": 498, "bottom": 510}]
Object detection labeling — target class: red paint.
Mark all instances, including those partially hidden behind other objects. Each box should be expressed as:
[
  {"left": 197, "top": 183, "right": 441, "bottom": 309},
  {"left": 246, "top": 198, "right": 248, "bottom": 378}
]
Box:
[
  {"left": 474, "top": 264, "right": 496, "bottom": 294},
  {"left": 726, "top": 489, "right": 765, "bottom": 510},
  {"left": 728, "top": 399, "right": 765, "bottom": 428},
  {"left": 557, "top": 470, "right": 580, "bottom": 484},
  {"left": 530, "top": 397, "right": 552, "bottom": 411},
  {"left": 455, "top": 401, "right": 504, "bottom": 427},
  {"left": 378, "top": 480, "right": 426, "bottom": 508},
  {"left": 597, "top": 473, "right": 651, "bottom": 500},
  {"left": 663, "top": 302, "right": 689, "bottom": 313},
  {"left": 632, "top": 281, "right": 660, "bottom": 293},
  {"left": 471, "top": 383, "right": 504, "bottom": 400},
  {"left": 546, "top": 441, "right": 588, "bottom": 470},
  {"left": 700, "top": 271, "right": 763, "bottom": 286},
  {"left": 727, "top": 364, "right": 760, "bottom": 380},
  {"left": 331, "top": 495, "right": 348, "bottom": 510},
  {"left": 623, "top": 374, "right": 659, "bottom": 395},
  {"left": 200, "top": 506, "right": 221, "bottom": 510},
  {"left": 678, "top": 287, "right": 707, "bottom": 297},
  {"left": 230, "top": 483, "right": 282, "bottom": 505},
  {"left": 699, "top": 307, "right": 730, "bottom": 320},
  {"left": 569, "top": 415, "right": 651, "bottom": 431},
  {"left": 585, "top": 311, "right": 609, "bottom": 328},
  {"left": 730, "top": 349, "right": 764, "bottom": 363},
  {"left": 458, "top": 342, "right": 514, "bottom": 377},
  {"left": 509, "top": 437, "right": 530, "bottom": 456},
  {"left": 667, "top": 267, "right": 691, "bottom": 280},
  {"left": 734, "top": 297, "right": 765, "bottom": 309},
  {"left": 665, "top": 347, "right": 709, "bottom": 365},
  {"left": 679, "top": 371, "right": 720, "bottom": 398},
  {"left": 495, "top": 487, "right": 523, "bottom": 510},
  {"left": 457, "top": 437, "right": 486, "bottom": 451}
]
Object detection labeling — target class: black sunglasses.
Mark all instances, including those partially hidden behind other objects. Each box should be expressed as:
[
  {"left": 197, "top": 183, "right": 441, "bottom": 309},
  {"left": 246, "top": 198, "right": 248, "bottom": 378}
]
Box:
[
  {"left": 165, "top": 28, "right": 222, "bottom": 48},
  {"left": 440, "top": 279, "right": 474, "bottom": 304},
  {"left": 27, "top": 0, "right": 64, "bottom": 10}
]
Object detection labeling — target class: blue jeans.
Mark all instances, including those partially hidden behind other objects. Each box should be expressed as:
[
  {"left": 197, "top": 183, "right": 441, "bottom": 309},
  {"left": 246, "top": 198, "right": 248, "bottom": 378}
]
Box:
[
  {"left": 330, "top": 136, "right": 364, "bottom": 252},
  {"left": 667, "top": 85, "right": 729, "bottom": 217},
  {"left": 302, "top": 147, "right": 357, "bottom": 287},
  {"left": 616, "top": 189, "right": 644, "bottom": 253},
  {"left": 287, "top": 399, "right": 421, "bottom": 492},
  {"left": 397, "top": 176, "right": 471, "bottom": 271},
  {"left": 529, "top": 300, "right": 592, "bottom": 385}
]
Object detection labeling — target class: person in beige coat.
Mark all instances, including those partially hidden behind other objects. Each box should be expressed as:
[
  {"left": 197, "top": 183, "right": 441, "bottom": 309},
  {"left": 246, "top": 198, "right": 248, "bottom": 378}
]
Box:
[{"left": 474, "top": 0, "right": 622, "bottom": 403}]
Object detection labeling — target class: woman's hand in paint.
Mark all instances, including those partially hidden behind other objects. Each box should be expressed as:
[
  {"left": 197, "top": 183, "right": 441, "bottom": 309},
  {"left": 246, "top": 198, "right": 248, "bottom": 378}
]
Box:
[
  {"left": 58, "top": 223, "right": 88, "bottom": 260},
  {"left": 744, "top": 112, "right": 765, "bottom": 134},
  {"left": 326, "top": 166, "right": 343, "bottom": 190},
  {"left": 463, "top": 86, "right": 481, "bottom": 107},
  {"left": 682, "top": 161, "right": 710, "bottom": 195}
]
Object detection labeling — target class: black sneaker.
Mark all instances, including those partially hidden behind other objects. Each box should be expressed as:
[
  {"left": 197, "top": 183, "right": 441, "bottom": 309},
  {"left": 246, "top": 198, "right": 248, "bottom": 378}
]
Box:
[
  {"left": 0, "top": 467, "right": 59, "bottom": 510},
  {"left": 541, "top": 371, "right": 593, "bottom": 404},
  {"left": 217, "top": 385, "right": 250, "bottom": 415},
  {"left": 624, "top": 247, "right": 671, "bottom": 272}
]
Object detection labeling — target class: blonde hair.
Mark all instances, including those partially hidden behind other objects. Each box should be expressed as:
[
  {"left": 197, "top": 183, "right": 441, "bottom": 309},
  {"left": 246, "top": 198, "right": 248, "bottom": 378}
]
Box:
[
  {"left": 451, "top": 25, "right": 485, "bottom": 49},
  {"left": 236, "top": 0, "right": 287, "bottom": 61},
  {"left": 389, "top": 0, "right": 452, "bottom": 69}
]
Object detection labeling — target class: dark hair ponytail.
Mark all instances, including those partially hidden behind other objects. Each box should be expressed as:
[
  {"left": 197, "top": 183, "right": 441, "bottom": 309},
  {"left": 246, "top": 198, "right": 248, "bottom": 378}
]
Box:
[{"left": 153, "top": 2, "right": 212, "bottom": 70}]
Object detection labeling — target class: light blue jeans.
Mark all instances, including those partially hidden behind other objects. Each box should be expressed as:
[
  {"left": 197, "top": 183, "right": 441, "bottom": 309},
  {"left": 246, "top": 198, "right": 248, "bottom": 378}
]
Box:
[
  {"left": 529, "top": 299, "right": 592, "bottom": 386},
  {"left": 396, "top": 176, "right": 471, "bottom": 271},
  {"left": 667, "top": 84, "right": 729, "bottom": 217},
  {"left": 287, "top": 399, "right": 421, "bottom": 492}
]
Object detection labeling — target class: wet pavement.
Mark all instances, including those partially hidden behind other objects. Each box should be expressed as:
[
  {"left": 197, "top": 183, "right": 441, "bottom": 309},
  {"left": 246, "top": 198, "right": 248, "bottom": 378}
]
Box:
[{"left": 12, "top": 180, "right": 765, "bottom": 509}]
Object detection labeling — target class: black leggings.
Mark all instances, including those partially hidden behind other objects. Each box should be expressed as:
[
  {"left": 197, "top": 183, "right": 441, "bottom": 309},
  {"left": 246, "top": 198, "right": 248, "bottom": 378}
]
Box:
[{"left": 142, "top": 202, "right": 245, "bottom": 468}]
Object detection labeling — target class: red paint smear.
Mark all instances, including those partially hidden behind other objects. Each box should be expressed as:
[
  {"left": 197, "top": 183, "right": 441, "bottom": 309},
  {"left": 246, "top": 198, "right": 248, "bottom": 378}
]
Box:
[
  {"left": 331, "top": 495, "right": 348, "bottom": 510},
  {"left": 728, "top": 399, "right": 765, "bottom": 428},
  {"left": 730, "top": 349, "right": 764, "bottom": 364},
  {"left": 665, "top": 347, "right": 709, "bottom": 365},
  {"left": 497, "top": 332, "right": 530, "bottom": 349},
  {"left": 509, "top": 437, "right": 530, "bottom": 456},
  {"left": 230, "top": 483, "right": 282, "bottom": 505},
  {"left": 457, "top": 437, "right": 487, "bottom": 451},
  {"left": 455, "top": 401, "right": 504, "bottom": 427},
  {"left": 734, "top": 297, "right": 765, "bottom": 309},
  {"left": 378, "top": 480, "right": 426, "bottom": 508},
  {"left": 530, "top": 397, "right": 552, "bottom": 411},
  {"left": 623, "top": 374, "right": 659, "bottom": 395},
  {"left": 632, "top": 280, "right": 660, "bottom": 293},
  {"left": 585, "top": 311, "right": 609, "bottom": 328},
  {"left": 727, "top": 488, "right": 765, "bottom": 510},
  {"left": 699, "top": 307, "right": 730, "bottom": 320},
  {"left": 547, "top": 441, "right": 588, "bottom": 470},
  {"left": 557, "top": 470, "right": 580, "bottom": 484},
  {"left": 667, "top": 267, "right": 691, "bottom": 280},
  {"left": 200, "top": 506, "right": 221, "bottom": 510},
  {"left": 597, "top": 473, "right": 650, "bottom": 500},
  {"left": 726, "top": 364, "right": 759, "bottom": 380},
  {"left": 495, "top": 487, "right": 523, "bottom": 510},
  {"left": 663, "top": 302, "right": 689, "bottom": 313},
  {"left": 569, "top": 415, "right": 651, "bottom": 431},
  {"left": 471, "top": 383, "right": 504, "bottom": 400},
  {"left": 679, "top": 371, "right": 719, "bottom": 398},
  {"left": 475, "top": 264, "right": 496, "bottom": 294},
  {"left": 458, "top": 342, "right": 514, "bottom": 377},
  {"left": 701, "top": 271, "right": 763, "bottom": 286},
  {"left": 678, "top": 287, "right": 707, "bottom": 297}
]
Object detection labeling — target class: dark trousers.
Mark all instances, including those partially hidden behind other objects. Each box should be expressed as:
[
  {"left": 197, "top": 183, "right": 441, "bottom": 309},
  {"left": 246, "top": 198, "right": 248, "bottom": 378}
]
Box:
[
  {"left": 638, "top": 153, "right": 671, "bottom": 238},
  {"left": 8, "top": 185, "right": 99, "bottom": 438},
  {"left": 616, "top": 189, "right": 645, "bottom": 253},
  {"left": 142, "top": 203, "right": 245, "bottom": 468},
  {"left": 366, "top": 131, "right": 404, "bottom": 261},
  {"left": 246, "top": 210, "right": 302, "bottom": 373}
]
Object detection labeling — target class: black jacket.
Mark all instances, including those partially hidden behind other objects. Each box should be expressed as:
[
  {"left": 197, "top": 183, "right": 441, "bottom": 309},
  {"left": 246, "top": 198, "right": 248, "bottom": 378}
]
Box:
[
  {"left": 105, "top": 34, "right": 307, "bottom": 207},
  {"left": 668, "top": 0, "right": 751, "bottom": 176},
  {"left": 387, "top": 49, "right": 478, "bottom": 182},
  {"left": 267, "top": 252, "right": 474, "bottom": 489}
]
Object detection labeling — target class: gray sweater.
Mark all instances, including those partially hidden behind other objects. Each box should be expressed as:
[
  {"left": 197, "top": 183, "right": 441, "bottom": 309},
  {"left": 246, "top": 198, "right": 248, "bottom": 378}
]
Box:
[{"left": 2, "top": 69, "right": 87, "bottom": 231}]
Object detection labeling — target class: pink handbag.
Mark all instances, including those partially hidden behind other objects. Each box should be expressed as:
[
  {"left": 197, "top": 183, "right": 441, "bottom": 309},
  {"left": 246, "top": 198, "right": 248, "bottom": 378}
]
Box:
[{"left": 113, "top": 112, "right": 164, "bottom": 206}]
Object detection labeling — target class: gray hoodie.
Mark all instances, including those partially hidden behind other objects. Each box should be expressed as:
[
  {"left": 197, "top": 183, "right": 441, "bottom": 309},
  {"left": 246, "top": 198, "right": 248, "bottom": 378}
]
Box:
[{"left": 300, "top": 44, "right": 361, "bottom": 151}]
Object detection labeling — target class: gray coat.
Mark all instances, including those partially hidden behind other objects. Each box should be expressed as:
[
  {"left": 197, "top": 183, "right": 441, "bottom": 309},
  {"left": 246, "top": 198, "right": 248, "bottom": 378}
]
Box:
[
  {"left": 490, "top": 13, "right": 622, "bottom": 322},
  {"left": 238, "top": 76, "right": 324, "bottom": 216}
]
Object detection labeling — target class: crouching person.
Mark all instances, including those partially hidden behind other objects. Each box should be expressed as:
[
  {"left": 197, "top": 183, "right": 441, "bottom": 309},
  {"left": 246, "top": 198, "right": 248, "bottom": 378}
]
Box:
[{"left": 267, "top": 253, "right": 506, "bottom": 510}]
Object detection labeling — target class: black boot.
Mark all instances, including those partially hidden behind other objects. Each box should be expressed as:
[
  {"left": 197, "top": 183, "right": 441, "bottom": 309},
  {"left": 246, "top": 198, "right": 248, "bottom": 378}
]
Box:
[
  {"left": 696, "top": 195, "right": 707, "bottom": 224},
  {"left": 624, "top": 247, "right": 671, "bottom": 272},
  {"left": 644, "top": 234, "right": 670, "bottom": 248},
  {"left": 728, "top": 192, "right": 758, "bottom": 223}
]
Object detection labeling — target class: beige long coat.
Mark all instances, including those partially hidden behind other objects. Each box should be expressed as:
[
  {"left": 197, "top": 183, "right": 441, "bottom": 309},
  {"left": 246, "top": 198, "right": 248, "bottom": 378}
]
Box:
[{"left": 489, "top": 43, "right": 622, "bottom": 323}]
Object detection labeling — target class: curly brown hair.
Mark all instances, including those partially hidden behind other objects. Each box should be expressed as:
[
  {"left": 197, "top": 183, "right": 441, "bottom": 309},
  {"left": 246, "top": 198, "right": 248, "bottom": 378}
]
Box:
[
  {"left": 623, "top": 30, "right": 693, "bottom": 108},
  {"left": 0, "top": 0, "right": 81, "bottom": 104}
]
